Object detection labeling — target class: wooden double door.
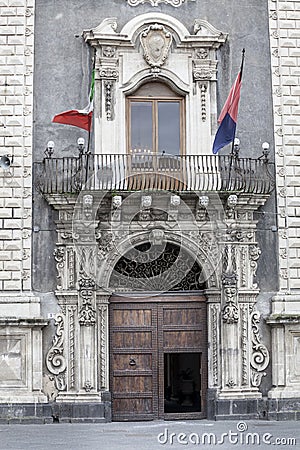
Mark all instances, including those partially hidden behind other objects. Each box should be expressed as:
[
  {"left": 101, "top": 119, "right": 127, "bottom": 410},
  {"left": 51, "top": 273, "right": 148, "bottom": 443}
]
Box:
[{"left": 109, "top": 294, "right": 207, "bottom": 421}]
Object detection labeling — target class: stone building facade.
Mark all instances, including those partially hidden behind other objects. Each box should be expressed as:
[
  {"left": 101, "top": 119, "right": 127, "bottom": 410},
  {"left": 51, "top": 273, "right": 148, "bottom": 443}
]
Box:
[
  {"left": 267, "top": 0, "right": 300, "bottom": 414},
  {"left": 0, "top": 0, "right": 47, "bottom": 411},
  {"left": 0, "top": 0, "right": 299, "bottom": 422}
]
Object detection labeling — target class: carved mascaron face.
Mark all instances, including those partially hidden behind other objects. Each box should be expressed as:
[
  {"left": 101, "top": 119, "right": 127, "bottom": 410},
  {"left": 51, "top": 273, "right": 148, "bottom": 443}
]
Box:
[
  {"left": 199, "top": 196, "right": 209, "bottom": 208},
  {"left": 112, "top": 195, "right": 122, "bottom": 208},
  {"left": 141, "top": 195, "right": 152, "bottom": 208},
  {"left": 227, "top": 194, "right": 238, "bottom": 208},
  {"left": 170, "top": 195, "right": 180, "bottom": 207},
  {"left": 83, "top": 194, "right": 93, "bottom": 207}
]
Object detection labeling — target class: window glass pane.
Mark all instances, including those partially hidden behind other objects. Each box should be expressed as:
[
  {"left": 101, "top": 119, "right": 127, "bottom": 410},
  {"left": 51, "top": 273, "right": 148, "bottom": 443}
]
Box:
[
  {"left": 158, "top": 102, "right": 180, "bottom": 155},
  {"left": 130, "top": 102, "right": 153, "bottom": 152}
]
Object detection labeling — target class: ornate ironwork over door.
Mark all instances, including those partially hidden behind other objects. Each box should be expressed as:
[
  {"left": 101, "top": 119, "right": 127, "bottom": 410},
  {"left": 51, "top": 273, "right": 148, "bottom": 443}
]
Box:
[{"left": 109, "top": 242, "right": 206, "bottom": 292}]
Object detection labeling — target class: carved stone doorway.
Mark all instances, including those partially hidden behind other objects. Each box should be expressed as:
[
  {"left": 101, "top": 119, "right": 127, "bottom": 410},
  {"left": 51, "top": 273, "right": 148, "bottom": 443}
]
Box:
[{"left": 109, "top": 293, "right": 207, "bottom": 421}]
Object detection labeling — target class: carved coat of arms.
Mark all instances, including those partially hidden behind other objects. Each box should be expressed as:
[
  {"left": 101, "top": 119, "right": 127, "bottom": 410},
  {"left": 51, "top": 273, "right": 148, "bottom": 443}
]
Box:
[{"left": 140, "top": 24, "right": 172, "bottom": 67}]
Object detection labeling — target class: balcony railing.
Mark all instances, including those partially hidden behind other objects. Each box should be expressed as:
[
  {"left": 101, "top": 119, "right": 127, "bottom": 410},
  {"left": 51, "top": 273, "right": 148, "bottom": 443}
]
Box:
[{"left": 34, "top": 154, "right": 275, "bottom": 195}]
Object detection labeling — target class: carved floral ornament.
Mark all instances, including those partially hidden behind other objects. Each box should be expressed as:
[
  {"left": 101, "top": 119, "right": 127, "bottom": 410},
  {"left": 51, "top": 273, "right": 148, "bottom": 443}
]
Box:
[{"left": 127, "top": 0, "right": 186, "bottom": 7}]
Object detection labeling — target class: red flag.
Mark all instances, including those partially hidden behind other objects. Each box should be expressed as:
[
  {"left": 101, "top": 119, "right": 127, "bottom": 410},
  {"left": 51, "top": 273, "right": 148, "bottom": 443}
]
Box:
[
  {"left": 52, "top": 69, "right": 95, "bottom": 131},
  {"left": 52, "top": 109, "right": 93, "bottom": 131},
  {"left": 212, "top": 49, "right": 245, "bottom": 154},
  {"left": 212, "top": 72, "right": 242, "bottom": 154},
  {"left": 217, "top": 71, "right": 242, "bottom": 124}
]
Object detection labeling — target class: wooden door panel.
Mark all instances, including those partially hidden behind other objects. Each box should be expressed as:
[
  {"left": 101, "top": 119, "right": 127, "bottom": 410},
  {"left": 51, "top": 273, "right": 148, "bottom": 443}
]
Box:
[
  {"left": 163, "top": 330, "right": 205, "bottom": 349},
  {"left": 110, "top": 301, "right": 157, "bottom": 421},
  {"left": 163, "top": 307, "right": 206, "bottom": 326},
  {"left": 110, "top": 295, "right": 207, "bottom": 421},
  {"left": 112, "top": 353, "right": 152, "bottom": 371},
  {"left": 112, "top": 309, "right": 152, "bottom": 326},
  {"left": 111, "top": 331, "right": 153, "bottom": 349},
  {"left": 158, "top": 300, "right": 208, "bottom": 419},
  {"left": 113, "top": 375, "right": 152, "bottom": 392},
  {"left": 113, "top": 398, "right": 153, "bottom": 415}
]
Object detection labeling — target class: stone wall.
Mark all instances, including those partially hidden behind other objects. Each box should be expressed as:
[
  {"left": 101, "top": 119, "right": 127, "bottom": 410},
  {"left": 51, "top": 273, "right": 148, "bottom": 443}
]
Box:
[
  {"left": 0, "top": 0, "right": 34, "bottom": 292},
  {"left": 0, "top": 0, "right": 47, "bottom": 411},
  {"left": 267, "top": 0, "right": 300, "bottom": 416},
  {"left": 269, "top": 0, "right": 300, "bottom": 292}
]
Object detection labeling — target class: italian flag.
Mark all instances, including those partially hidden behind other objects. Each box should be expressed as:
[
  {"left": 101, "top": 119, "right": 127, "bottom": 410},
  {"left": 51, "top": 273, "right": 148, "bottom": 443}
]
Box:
[{"left": 52, "top": 70, "right": 95, "bottom": 132}]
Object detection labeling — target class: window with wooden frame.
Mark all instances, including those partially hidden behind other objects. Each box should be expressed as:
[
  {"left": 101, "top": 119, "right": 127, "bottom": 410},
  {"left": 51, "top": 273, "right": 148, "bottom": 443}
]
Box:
[{"left": 127, "top": 82, "right": 185, "bottom": 157}]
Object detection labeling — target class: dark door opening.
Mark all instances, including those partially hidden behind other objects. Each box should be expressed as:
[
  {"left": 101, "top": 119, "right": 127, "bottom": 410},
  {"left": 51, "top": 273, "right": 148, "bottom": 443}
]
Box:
[{"left": 164, "top": 353, "right": 202, "bottom": 414}]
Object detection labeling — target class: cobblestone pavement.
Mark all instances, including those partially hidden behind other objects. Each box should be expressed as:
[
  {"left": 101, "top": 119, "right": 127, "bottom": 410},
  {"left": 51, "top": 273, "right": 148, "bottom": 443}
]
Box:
[{"left": 0, "top": 420, "right": 299, "bottom": 450}]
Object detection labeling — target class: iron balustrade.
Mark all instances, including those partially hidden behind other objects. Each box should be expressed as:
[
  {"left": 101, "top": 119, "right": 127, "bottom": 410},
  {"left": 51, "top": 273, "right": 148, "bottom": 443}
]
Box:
[{"left": 34, "top": 153, "right": 275, "bottom": 195}]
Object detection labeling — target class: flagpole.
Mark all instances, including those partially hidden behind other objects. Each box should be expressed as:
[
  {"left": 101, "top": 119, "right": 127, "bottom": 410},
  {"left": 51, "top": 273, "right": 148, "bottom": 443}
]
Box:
[
  {"left": 227, "top": 49, "right": 245, "bottom": 191},
  {"left": 85, "top": 50, "right": 96, "bottom": 184},
  {"left": 230, "top": 48, "right": 245, "bottom": 156}
]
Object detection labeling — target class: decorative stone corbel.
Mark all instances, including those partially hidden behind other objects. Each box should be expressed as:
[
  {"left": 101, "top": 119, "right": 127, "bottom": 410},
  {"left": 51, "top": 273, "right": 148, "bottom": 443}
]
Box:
[
  {"left": 196, "top": 195, "right": 209, "bottom": 221},
  {"left": 83, "top": 194, "right": 94, "bottom": 219},
  {"left": 226, "top": 194, "right": 238, "bottom": 219},
  {"left": 111, "top": 195, "right": 122, "bottom": 222},
  {"left": 168, "top": 194, "right": 180, "bottom": 221},
  {"left": 139, "top": 195, "right": 152, "bottom": 221},
  {"left": 192, "top": 61, "right": 217, "bottom": 82}
]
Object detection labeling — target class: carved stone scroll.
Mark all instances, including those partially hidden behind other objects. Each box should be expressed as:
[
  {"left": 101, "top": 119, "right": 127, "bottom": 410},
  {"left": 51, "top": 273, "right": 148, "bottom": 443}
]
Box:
[
  {"left": 46, "top": 314, "right": 67, "bottom": 391},
  {"left": 53, "top": 246, "right": 65, "bottom": 290},
  {"left": 250, "top": 310, "right": 270, "bottom": 387}
]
